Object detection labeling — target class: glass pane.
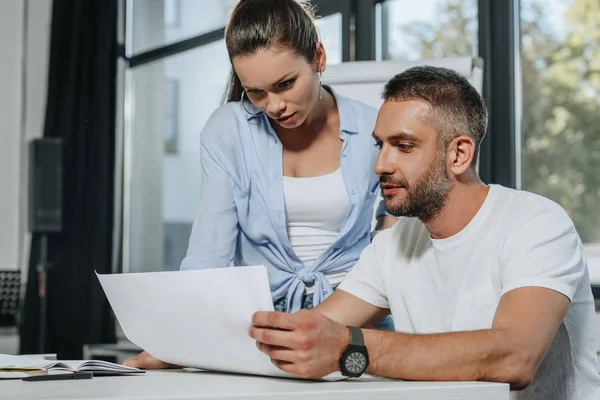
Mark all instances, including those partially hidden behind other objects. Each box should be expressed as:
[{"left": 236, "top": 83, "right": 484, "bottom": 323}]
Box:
[
  {"left": 127, "top": 41, "right": 230, "bottom": 272},
  {"left": 128, "top": 0, "right": 237, "bottom": 55},
  {"left": 519, "top": 0, "right": 600, "bottom": 278},
  {"left": 316, "top": 13, "right": 343, "bottom": 65},
  {"left": 381, "top": 0, "right": 478, "bottom": 61}
]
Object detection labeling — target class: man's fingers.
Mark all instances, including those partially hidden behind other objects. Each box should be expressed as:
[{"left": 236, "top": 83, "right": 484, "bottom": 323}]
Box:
[
  {"left": 252, "top": 311, "right": 297, "bottom": 330},
  {"left": 271, "top": 358, "right": 295, "bottom": 373},
  {"left": 256, "top": 342, "right": 299, "bottom": 363},
  {"left": 271, "top": 358, "right": 318, "bottom": 379},
  {"left": 249, "top": 326, "right": 293, "bottom": 347}
]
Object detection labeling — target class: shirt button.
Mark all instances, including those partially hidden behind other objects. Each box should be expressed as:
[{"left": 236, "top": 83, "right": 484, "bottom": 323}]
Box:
[
  {"left": 277, "top": 212, "right": 282, "bottom": 219},
  {"left": 341, "top": 152, "right": 347, "bottom": 157},
  {"left": 350, "top": 190, "right": 356, "bottom": 195}
]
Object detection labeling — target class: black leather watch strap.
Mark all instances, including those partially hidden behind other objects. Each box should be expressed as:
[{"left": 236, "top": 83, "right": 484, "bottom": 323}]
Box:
[{"left": 348, "top": 326, "right": 365, "bottom": 346}]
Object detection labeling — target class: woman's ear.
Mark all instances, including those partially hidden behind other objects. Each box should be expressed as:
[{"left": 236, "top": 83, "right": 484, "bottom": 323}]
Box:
[{"left": 315, "top": 41, "right": 327, "bottom": 73}]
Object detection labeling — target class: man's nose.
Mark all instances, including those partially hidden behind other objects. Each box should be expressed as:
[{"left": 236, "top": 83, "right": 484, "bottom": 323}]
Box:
[{"left": 374, "top": 145, "right": 396, "bottom": 176}]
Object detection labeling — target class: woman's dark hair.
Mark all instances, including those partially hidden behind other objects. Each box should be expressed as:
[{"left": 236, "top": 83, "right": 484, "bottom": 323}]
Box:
[{"left": 222, "top": 0, "right": 320, "bottom": 103}]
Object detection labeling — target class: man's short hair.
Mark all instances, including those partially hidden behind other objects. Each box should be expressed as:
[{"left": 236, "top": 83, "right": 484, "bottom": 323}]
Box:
[{"left": 382, "top": 66, "right": 488, "bottom": 169}]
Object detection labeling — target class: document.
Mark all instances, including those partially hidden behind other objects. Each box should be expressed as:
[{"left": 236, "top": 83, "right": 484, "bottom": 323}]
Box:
[{"left": 97, "top": 266, "right": 339, "bottom": 379}]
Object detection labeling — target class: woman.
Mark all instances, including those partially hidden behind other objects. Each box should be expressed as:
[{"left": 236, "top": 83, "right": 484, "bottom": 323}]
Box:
[{"left": 125, "top": 0, "right": 395, "bottom": 368}]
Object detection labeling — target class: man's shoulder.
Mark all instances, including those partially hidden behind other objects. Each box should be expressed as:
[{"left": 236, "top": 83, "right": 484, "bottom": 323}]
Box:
[{"left": 491, "top": 185, "right": 573, "bottom": 228}]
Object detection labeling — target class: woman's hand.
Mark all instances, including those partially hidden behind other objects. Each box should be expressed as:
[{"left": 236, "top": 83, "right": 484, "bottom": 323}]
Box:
[{"left": 122, "top": 351, "right": 181, "bottom": 369}]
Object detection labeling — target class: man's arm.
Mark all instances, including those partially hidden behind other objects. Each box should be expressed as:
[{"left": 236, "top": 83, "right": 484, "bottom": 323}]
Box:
[
  {"left": 314, "top": 289, "right": 390, "bottom": 328},
  {"left": 362, "top": 286, "right": 569, "bottom": 389},
  {"left": 251, "top": 286, "right": 569, "bottom": 387}
]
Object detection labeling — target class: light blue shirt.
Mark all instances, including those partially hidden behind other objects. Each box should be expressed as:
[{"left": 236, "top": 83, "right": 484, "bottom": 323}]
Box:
[{"left": 181, "top": 87, "right": 385, "bottom": 312}]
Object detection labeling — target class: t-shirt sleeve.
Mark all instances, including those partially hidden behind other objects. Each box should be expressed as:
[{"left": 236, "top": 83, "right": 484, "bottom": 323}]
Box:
[
  {"left": 500, "top": 201, "right": 586, "bottom": 301},
  {"left": 338, "top": 230, "right": 390, "bottom": 309}
]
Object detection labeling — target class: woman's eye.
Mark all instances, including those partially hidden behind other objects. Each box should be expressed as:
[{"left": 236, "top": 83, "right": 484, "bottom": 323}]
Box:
[{"left": 278, "top": 79, "right": 294, "bottom": 89}]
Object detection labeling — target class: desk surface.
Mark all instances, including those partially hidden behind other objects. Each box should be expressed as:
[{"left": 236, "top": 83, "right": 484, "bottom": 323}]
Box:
[{"left": 3, "top": 369, "right": 509, "bottom": 400}]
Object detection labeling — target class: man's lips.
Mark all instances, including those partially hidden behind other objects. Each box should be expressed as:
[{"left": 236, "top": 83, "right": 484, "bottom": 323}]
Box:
[{"left": 381, "top": 184, "right": 406, "bottom": 195}]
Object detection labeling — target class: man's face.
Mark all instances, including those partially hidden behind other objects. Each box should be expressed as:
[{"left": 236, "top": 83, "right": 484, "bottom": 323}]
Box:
[{"left": 372, "top": 99, "right": 453, "bottom": 221}]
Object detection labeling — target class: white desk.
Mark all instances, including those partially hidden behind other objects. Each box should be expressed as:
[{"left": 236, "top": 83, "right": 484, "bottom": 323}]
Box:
[{"left": 2, "top": 369, "right": 509, "bottom": 400}]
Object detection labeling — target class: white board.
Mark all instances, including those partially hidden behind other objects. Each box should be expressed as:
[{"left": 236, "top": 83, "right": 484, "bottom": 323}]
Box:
[{"left": 324, "top": 56, "right": 484, "bottom": 109}]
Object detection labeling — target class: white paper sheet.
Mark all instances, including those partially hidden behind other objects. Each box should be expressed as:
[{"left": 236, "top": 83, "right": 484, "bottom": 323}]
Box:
[{"left": 97, "top": 265, "right": 334, "bottom": 379}]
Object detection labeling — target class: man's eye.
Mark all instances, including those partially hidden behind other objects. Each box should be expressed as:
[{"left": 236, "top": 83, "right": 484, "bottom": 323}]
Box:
[
  {"left": 374, "top": 142, "right": 382, "bottom": 149},
  {"left": 396, "top": 144, "right": 414, "bottom": 151}
]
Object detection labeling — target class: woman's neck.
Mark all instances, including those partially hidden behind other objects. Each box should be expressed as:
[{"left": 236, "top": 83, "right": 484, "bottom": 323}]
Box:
[{"left": 275, "top": 88, "right": 338, "bottom": 143}]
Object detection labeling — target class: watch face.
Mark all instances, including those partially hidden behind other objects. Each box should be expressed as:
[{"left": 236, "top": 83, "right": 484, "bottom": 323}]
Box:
[{"left": 344, "top": 351, "right": 367, "bottom": 375}]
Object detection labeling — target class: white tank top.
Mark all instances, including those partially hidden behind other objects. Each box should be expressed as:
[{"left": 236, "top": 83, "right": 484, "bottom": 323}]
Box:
[{"left": 282, "top": 168, "right": 350, "bottom": 294}]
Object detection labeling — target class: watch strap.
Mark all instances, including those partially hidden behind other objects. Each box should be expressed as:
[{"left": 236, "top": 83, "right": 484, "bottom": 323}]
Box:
[{"left": 348, "top": 326, "right": 364, "bottom": 347}]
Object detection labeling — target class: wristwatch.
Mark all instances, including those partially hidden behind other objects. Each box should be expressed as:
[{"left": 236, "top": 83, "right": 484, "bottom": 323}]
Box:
[{"left": 339, "top": 326, "right": 369, "bottom": 377}]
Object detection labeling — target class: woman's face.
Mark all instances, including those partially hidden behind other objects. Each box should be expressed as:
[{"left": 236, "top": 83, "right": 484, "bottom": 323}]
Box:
[{"left": 232, "top": 44, "right": 326, "bottom": 129}]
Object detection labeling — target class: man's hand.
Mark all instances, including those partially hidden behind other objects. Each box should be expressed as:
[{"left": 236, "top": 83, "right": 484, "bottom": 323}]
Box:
[
  {"left": 249, "top": 309, "right": 349, "bottom": 379},
  {"left": 122, "top": 351, "right": 181, "bottom": 370}
]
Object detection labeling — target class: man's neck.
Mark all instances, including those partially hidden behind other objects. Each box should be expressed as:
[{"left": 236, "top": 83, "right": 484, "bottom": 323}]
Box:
[{"left": 424, "top": 181, "right": 490, "bottom": 240}]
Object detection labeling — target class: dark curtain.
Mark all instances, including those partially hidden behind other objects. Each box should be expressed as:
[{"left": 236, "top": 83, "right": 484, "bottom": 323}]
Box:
[{"left": 19, "top": 0, "right": 118, "bottom": 359}]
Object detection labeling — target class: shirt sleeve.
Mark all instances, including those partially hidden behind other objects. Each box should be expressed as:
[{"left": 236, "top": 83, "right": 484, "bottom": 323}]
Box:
[
  {"left": 500, "top": 201, "right": 586, "bottom": 301},
  {"left": 338, "top": 230, "right": 391, "bottom": 308},
  {"left": 180, "top": 119, "right": 239, "bottom": 270}
]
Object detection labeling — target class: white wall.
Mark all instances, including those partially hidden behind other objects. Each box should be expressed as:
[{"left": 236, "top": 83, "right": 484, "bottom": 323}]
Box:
[{"left": 0, "top": 0, "right": 52, "bottom": 273}]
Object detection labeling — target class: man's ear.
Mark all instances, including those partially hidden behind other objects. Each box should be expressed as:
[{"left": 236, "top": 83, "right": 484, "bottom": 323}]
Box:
[{"left": 447, "top": 135, "right": 475, "bottom": 175}]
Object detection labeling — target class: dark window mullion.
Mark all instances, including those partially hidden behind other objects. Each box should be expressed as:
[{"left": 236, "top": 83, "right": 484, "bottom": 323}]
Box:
[
  {"left": 312, "top": 0, "right": 353, "bottom": 62},
  {"left": 354, "top": 0, "right": 381, "bottom": 61},
  {"left": 477, "top": 0, "right": 519, "bottom": 188}
]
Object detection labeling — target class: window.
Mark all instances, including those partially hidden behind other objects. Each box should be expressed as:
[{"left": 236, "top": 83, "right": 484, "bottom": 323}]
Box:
[
  {"left": 129, "top": 0, "right": 237, "bottom": 55},
  {"left": 519, "top": 0, "right": 600, "bottom": 279},
  {"left": 379, "top": 0, "right": 478, "bottom": 61},
  {"left": 126, "top": 41, "right": 230, "bottom": 273}
]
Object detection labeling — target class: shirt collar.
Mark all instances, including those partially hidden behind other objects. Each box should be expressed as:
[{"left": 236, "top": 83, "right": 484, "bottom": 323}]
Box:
[{"left": 242, "top": 85, "right": 360, "bottom": 135}]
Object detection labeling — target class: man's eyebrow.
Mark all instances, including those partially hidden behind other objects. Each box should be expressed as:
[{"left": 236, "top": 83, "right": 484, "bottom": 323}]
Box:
[
  {"left": 242, "top": 72, "right": 296, "bottom": 91},
  {"left": 372, "top": 131, "right": 423, "bottom": 143}
]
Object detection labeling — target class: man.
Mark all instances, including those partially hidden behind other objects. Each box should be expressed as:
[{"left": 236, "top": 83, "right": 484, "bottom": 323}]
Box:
[{"left": 248, "top": 66, "right": 600, "bottom": 399}]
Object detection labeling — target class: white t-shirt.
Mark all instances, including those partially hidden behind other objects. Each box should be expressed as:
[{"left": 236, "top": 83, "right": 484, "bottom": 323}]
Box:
[
  {"left": 283, "top": 168, "right": 350, "bottom": 294},
  {"left": 339, "top": 184, "right": 600, "bottom": 400}
]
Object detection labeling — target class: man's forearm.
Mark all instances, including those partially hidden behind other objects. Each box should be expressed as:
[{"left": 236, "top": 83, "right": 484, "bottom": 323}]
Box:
[{"left": 363, "top": 328, "right": 534, "bottom": 389}]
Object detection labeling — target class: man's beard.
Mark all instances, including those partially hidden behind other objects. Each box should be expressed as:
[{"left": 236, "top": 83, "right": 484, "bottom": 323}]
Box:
[{"left": 382, "top": 152, "right": 453, "bottom": 222}]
